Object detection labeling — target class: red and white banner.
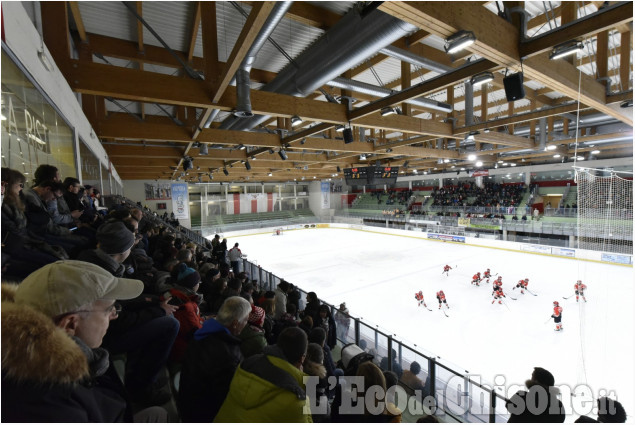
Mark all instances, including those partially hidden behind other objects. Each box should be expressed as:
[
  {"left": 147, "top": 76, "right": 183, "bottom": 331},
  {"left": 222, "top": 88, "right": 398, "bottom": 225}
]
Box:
[{"left": 226, "top": 193, "right": 276, "bottom": 214}]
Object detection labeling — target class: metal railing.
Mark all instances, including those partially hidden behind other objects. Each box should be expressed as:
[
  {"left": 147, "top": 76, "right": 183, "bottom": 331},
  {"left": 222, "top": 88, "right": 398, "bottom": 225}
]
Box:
[{"left": 238, "top": 256, "right": 512, "bottom": 422}]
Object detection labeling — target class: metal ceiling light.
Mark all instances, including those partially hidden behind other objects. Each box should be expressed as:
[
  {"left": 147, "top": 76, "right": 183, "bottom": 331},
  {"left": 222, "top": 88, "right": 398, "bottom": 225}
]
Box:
[
  {"left": 183, "top": 157, "right": 193, "bottom": 171},
  {"left": 245, "top": 160, "right": 251, "bottom": 170},
  {"left": 335, "top": 125, "right": 345, "bottom": 133},
  {"left": 549, "top": 40, "right": 584, "bottom": 60},
  {"left": 620, "top": 100, "right": 633, "bottom": 108},
  {"left": 470, "top": 71, "right": 494, "bottom": 88},
  {"left": 468, "top": 154, "right": 477, "bottom": 161},
  {"left": 444, "top": 30, "right": 476, "bottom": 54},
  {"left": 199, "top": 143, "right": 208, "bottom": 155},
  {"left": 380, "top": 106, "right": 396, "bottom": 116},
  {"left": 291, "top": 115, "right": 303, "bottom": 126},
  {"left": 223, "top": 168, "right": 229, "bottom": 176},
  {"left": 278, "top": 149, "right": 288, "bottom": 160}
]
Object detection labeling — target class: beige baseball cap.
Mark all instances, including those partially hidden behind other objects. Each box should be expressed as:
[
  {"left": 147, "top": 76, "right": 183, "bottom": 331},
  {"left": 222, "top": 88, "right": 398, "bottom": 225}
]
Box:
[{"left": 15, "top": 260, "right": 144, "bottom": 318}]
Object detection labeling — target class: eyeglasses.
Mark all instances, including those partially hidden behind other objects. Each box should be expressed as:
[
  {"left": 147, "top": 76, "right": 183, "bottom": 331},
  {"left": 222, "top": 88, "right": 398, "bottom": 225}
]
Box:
[
  {"left": 19, "top": 183, "right": 24, "bottom": 188},
  {"left": 75, "top": 302, "right": 122, "bottom": 317}
]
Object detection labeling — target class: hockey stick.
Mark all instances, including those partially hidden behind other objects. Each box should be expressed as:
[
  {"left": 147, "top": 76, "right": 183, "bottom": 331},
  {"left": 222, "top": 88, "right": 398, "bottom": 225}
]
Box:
[
  {"left": 501, "top": 300, "right": 512, "bottom": 312},
  {"left": 507, "top": 294, "right": 517, "bottom": 300},
  {"left": 544, "top": 316, "right": 553, "bottom": 324},
  {"left": 441, "top": 307, "right": 449, "bottom": 317},
  {"left": 562, "top": 293, "right": 575, "bottom": 300},
  {"left": 526, "top": 289, "right": 538, "bottom": 296}
]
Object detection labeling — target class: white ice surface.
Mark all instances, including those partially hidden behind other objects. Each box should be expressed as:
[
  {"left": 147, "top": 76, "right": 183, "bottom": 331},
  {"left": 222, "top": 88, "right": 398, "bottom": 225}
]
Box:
[{"left": 230, "top": 227, "right": 634, "bottom": 421}]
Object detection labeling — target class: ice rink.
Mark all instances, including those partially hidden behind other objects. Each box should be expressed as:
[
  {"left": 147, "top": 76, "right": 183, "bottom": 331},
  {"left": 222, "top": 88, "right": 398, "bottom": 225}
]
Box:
[{"left": 228, "top": 227, "right": 634, "bottom": 421}]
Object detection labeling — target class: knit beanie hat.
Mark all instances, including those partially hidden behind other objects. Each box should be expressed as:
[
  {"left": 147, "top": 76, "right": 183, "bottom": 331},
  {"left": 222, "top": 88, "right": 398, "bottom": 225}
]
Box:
[
  {"left": 532, "top": 367, "right": 555, "bottom": 387},
  {"left": 248, "top": 305, "right": 265, "bottom": 327},
  {"left": 176, "top": 263, "right": 201, "bottom": 289},
  {"left": 97, "top": 221, "right": 136, "bottom": 255}
]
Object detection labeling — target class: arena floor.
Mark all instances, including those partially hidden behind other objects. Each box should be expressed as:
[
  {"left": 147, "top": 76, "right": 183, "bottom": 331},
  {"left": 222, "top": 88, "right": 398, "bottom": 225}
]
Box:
[{"left": 227, "top": 227, "right": 633, "bottom": 421}]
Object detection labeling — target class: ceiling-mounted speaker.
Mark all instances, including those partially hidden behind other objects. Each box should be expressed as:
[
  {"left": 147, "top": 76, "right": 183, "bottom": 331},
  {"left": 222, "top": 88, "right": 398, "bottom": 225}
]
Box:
[
  {"left": 503, "top": 72, "right": 525, "bottom": 101},
  {"left": 343, "top": 128, "right": 354, "bottom": 144}
]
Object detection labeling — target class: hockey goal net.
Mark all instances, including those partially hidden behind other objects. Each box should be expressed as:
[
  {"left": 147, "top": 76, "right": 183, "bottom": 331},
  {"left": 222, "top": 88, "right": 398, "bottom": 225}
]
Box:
[{"left": 272, "top": 228, "right": 284, "bottom": 236}]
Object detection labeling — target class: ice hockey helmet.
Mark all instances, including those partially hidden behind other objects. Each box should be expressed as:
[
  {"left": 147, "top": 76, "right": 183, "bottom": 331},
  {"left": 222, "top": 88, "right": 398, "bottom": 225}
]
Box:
[
  {"left": 577, "top": 279, "right": 582, "bottom": 283},
  {"left": 477, "top": 272, "right": 481, "bottom": 275},
  {"left": 553, "top": 301, "right": 559, "bottom": 306},
  {"left": 525, "top": 278, "right": 529, "bottom": 281}
]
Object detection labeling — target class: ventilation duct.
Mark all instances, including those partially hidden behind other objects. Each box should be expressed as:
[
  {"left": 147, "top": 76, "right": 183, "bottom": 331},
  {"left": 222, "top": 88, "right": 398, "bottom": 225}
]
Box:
[
  {"left": 233, "top": 1, "right": 293, "bottom": 118},
  {"left": 328, "top": 77, "right": 453, "bottom": 113},
  {"left": 379, "top": 45, "right": 452, "bottom": 74},
  {"left": 220, "top": 7, "right": 417, "bottom": 131}
]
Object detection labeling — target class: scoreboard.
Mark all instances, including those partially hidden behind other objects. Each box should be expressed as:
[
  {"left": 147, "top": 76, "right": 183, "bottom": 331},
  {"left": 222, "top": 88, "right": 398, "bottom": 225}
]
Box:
[
  {"left": 344, "top": 166, "right": 399, "bottom": 186},
  {"left": 343, "top": 167, "right": 368, "bottom": 185},
  {"left": 369, "top": 166, "right": 399, "bottom": 185}
]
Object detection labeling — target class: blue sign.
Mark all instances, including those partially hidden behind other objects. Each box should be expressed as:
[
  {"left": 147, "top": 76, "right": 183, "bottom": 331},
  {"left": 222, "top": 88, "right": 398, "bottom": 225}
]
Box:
[
  {"left": 601, "top": 253, "right": 632, "bottom": 265},
  {"left": 170, "top": 183, "right": 190, "bottom": 219}
]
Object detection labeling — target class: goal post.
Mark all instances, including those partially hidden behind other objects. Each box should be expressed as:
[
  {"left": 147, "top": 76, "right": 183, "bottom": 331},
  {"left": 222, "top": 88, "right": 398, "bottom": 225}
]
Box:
[{"left": 575, "top": 168, "right": 633, "bottom": 255}]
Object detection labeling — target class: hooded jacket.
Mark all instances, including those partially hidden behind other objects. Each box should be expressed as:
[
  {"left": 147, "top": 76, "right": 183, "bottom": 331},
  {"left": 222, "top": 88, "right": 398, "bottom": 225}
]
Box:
[
  {"left": 214, "top": 345, "right": 313, "bottom": 423},
  {"left": 177, "top": 318, "right": 243, "bottom": 422},
  {"left": 0, "top": 284, "right": 131, "bottom": 422}
]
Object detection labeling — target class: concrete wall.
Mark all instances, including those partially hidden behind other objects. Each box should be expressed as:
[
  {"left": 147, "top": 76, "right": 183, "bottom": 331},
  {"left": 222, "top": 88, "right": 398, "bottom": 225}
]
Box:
[{"left": 122, "top": 179, "right": 191, "bottom": 228}]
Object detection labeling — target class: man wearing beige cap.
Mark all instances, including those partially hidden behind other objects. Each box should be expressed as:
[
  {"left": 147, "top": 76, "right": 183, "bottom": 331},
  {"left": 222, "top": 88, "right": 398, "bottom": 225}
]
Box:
[{"left": 1, "top": 260, "right": 166, "bottom": 422}]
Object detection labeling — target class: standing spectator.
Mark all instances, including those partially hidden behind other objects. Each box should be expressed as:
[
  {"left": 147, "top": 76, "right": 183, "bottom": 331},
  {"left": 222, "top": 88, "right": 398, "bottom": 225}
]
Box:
[
  {"left": 533, "top": 208, "right": 539, "bottom": 221},
  {"left": 228, "top": 242, "right": 243, "bottom": 273},
  {"left": 215, "top": 327, "right": 311, "bottom": 422},
  {"left": 274, "top": 280, "right": 290, "bottom": 320},
  {"left": 506, "top": 367, "right": 565, "bottom": 422},
  {"left": 178, "top": 296, "right": 251, "bottom": 422},
  {"left": 334, "top": 302, "right": 351, "bottom": 341},
  {"left": 1, "top": 260, "right": 167, "bottom": 422}
]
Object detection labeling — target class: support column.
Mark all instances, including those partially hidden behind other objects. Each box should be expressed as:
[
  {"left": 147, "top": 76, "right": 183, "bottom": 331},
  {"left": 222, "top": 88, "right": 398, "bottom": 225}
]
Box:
[
  {"left": 439, "top": 179, "right": 444, "bottom": 189},
  {"left": 525, "top": 172, "right": 531, "bottom": 185},
  {"left": 569, "top": 235, "right": 576, "bottom": 248}
]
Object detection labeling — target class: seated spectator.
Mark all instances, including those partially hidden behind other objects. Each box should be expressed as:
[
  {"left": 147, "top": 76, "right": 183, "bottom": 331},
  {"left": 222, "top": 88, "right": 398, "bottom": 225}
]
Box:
[
  {"left": 575, "top": 397, "right": 627, "bottom": 423},
  {"left": 401, "top": 361, "right": 428, "bottom": 395},
  {"left": 380, "top": 348, "right": 404, "bottom": 378},
  {"left": 178, "top": 296, "right": 251, "bottom": 422},
  {"left": 506, "top": 367, "right": 565, "bottom": 422},
  {"left": 78, "top": 221, "right": 135, "bottom": 277},
  {"left": 1, "top": 168, "right": 61, "bottom": 278},
  {"left": 299, "top": 315, "right": 314, "bottom": 335},
  {"left": 1, "top": 260, "right": 167, "bottom": 422},
  {"left": 22, "top": 179, "right": 88, "bottom": 256},
  {"left": 167, "top": 264, "right": 204, "bottom": 364},
  {"left": 215, "top": 327, "right": 311, "bottom": 422},
  {"left": 304, "top": 342, "right": 330, "bottom": 422},
  {"left": 332, "top": 360, "right": 401, "bottom": 422},
  {"left": 51, "top": 177, "right": 83, "bottom": 228},
  {"left": 239, "top": 305, "right": 267, "bottom": 359},
  {"left": 309, "top": 327, "right": 341, "bottom": 399},
  {"left": 260, "top": 295, "right": 276, "bottom": 343}
]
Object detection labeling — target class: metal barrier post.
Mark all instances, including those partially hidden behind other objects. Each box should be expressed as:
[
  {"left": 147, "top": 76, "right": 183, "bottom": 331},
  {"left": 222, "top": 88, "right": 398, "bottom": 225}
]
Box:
[
  {"left": 387, "top": 337, "right": 393, "bottom": 372},
  {"left": 489, "top": 389, "right": 496, "bottom": 423},
  {"left": 354, "top": 318, "right": 360, "bottom": 345}
]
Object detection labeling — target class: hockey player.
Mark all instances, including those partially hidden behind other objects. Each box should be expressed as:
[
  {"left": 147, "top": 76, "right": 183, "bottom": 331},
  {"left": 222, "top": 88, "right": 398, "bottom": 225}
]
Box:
[
  {"left": 574, "top": 280, "right": 587, "bottom": 302},
  {"left": 492, "top": 276, "right": 503, "bottom": 294},
  {"left": 442, "top": 265, "right": 452, "bottom": 276},
  {"left": 483, "top": 268, "right": 492, "bottom": 282},
  {"left": 514, "top": 278, "right": 529, "bottom": 294},
  {"left": 552, "top": 301, "right": 563, "bottom": 331},
  {"left": 471, "top": 272, "right": 482, "bottom": 286},
  {"left": 415, "top": 290, "right": 427, "bottom": 308},
  {"left": 436, "top": 290, "right": 449, "bottom": 309},
  {"left": 492, "top": 285, "right": 506, "bottom": 304}
]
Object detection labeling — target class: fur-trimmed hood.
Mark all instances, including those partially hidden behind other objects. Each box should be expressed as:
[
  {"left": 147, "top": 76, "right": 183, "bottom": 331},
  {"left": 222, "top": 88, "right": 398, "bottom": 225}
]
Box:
[{"left": 1, "top": 284, "right": 89, "bottom": 385}]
